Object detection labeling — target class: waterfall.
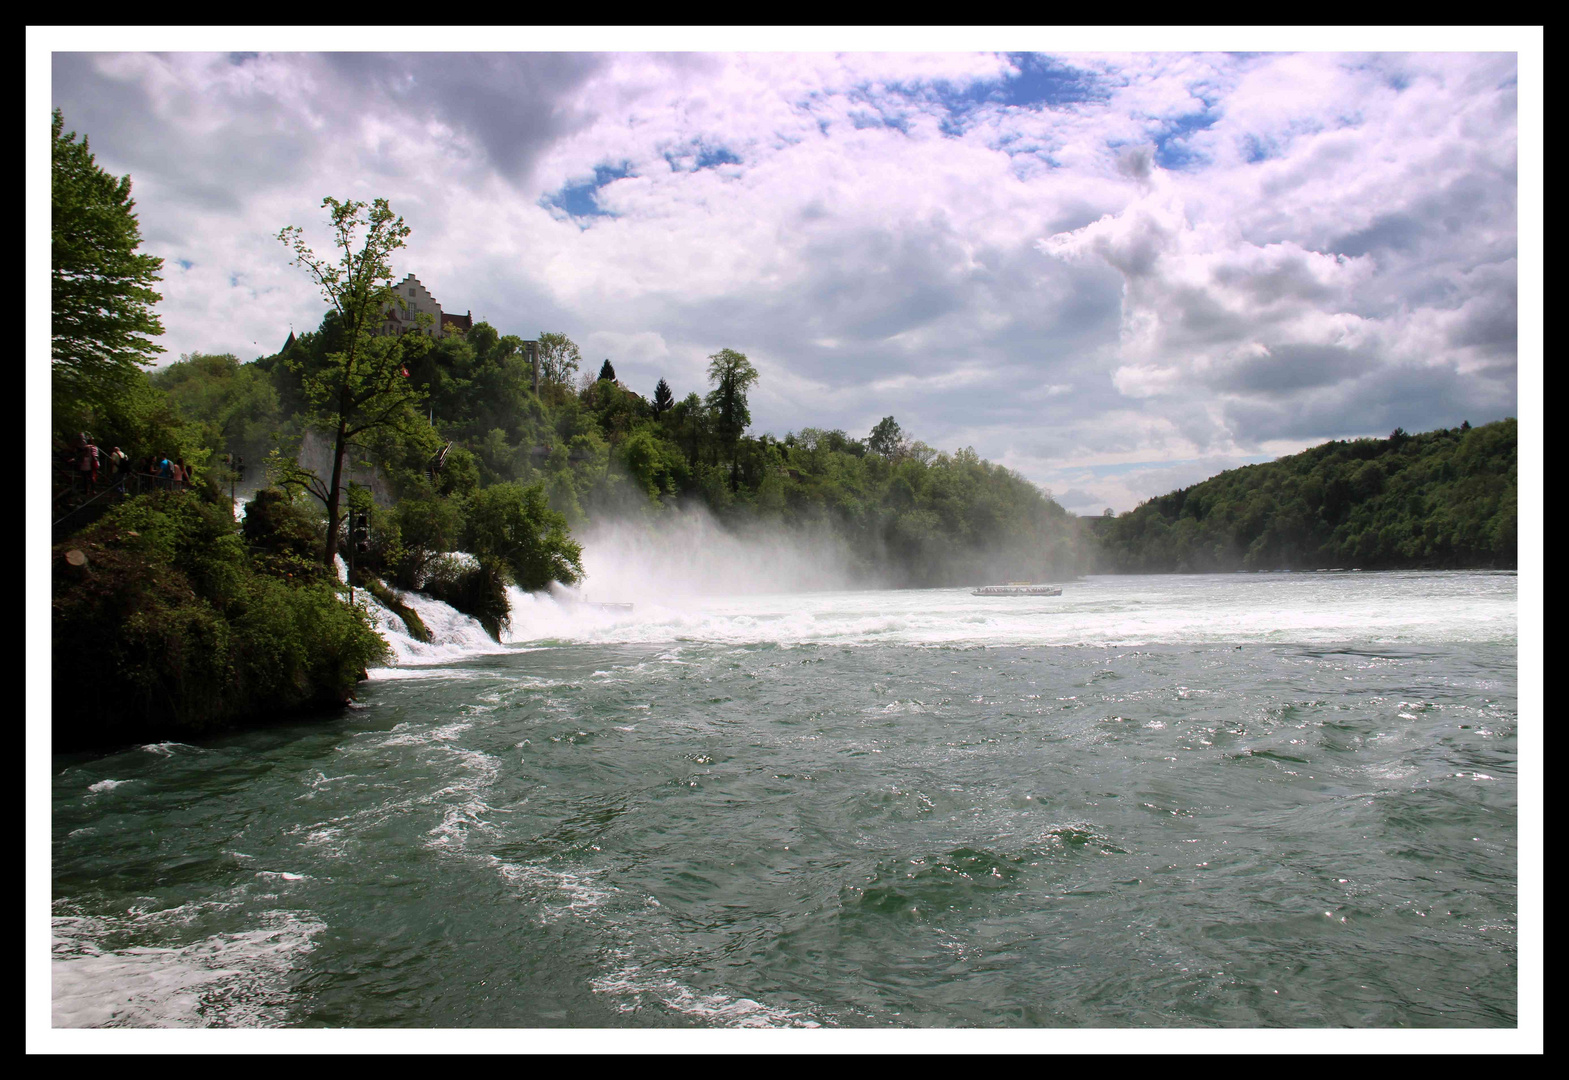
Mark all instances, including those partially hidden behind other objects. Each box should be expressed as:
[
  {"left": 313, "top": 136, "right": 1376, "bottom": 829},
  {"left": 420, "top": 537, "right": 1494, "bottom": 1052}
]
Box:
[{"left": 356, "top": 576, "right": 509, "bottom": 670}]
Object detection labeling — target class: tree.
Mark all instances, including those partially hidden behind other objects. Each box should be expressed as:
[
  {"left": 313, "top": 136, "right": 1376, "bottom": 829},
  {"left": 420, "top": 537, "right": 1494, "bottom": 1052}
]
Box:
[
  {"left": 463, "top": 481, "right": 583, "bottom": 590},
  {"left": 868, "top": 415, "right": 904, "bottom": 457},
  {"left": 277, "top": 197, "right": 434, "bottom": 568},
  {"left": 652, "top": 377, "right": 674, "bottom": 417},
  {"left": 150, "top": 352, "right": 283, "bottom": 463},
  {"left": 51, "top": 108, "right": 165, "bottom": 417},
  {"left": 598, "top": 358, "right": 617, "bottom": 382},
  {"left": 537, "top": 332, "right": 581, "bottom": 386},
  {"left": 705, "top": 348, "right": 759, "bottom": 489}
]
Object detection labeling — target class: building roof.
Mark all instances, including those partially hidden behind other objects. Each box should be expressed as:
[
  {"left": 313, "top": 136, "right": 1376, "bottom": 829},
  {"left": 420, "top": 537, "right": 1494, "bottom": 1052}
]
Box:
[{"left": 441, "top": 310, "right": 473, "bottom": 334}]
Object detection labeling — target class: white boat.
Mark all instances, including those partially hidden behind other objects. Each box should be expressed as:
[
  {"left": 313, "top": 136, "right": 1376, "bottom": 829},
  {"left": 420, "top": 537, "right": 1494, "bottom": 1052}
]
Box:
[{"left": 972, "top": 582, "right": 1062, "bottom": 597}]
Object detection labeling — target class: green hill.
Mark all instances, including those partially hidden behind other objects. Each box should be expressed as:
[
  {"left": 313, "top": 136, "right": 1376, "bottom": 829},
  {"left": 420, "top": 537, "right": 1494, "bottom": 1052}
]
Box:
[{"left": 1094, "top": 419, "right": 1517, "bottom": 572}]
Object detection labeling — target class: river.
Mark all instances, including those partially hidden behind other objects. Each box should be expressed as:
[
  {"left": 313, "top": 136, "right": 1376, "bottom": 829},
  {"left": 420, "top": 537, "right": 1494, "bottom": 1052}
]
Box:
[{"left": 50, "top": 571, "right": 1519, "bottom": 1031}]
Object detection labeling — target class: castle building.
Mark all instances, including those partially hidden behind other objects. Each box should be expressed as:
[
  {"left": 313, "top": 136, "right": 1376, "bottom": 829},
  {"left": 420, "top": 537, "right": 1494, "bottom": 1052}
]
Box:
[
  {"left": 373, "top": 273, "right": 542, "bottom": 391},
  {"left": 379, "top": 274, "right": 472, "bottom": 338}
]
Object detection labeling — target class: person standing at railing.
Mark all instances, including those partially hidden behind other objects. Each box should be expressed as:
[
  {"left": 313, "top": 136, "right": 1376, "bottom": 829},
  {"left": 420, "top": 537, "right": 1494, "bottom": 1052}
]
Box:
[
  {"left": 77, "top": 434, "right": 99, "bottom": 493},
  {"left": 109, "top": 446, "right": 128, "bottom": 493}
]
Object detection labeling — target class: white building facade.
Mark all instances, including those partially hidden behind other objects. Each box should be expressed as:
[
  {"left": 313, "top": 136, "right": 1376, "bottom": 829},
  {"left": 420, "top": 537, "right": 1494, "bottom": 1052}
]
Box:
[{"left": 379, "top": 274, "right": 472, "bottom": 338}]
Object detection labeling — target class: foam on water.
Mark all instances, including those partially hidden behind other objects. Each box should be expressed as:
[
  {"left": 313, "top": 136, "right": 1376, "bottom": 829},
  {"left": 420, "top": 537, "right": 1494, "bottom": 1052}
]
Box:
[
  {"left": 589, "top": 956, "right": 823, "bottom": 1028},
  {"left": 51, "top": 909, "right": 325, "bottom": 1028},
  {"left": 352, "top": 565, "right": 1514, "bottom": 677},
  {"left": 491, "top": 573, "right": 1518, "bottom": 652},
  {"left": 358, "top": 580, "right": 509, "bottom": 671},
  {"left": 87, "top": 779, "right": 132, "bottom": 794}
]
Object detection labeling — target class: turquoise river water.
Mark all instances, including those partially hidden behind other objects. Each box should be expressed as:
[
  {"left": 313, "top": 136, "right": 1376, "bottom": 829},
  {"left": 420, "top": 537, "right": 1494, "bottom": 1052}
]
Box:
[{"left": 51, "top": 571, "right": 1518, "bottom": 1029}]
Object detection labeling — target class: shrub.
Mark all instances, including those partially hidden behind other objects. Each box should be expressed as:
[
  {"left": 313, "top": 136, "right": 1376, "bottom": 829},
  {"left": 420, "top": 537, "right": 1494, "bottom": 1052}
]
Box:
[{"left": 53, "top": 491, "right": 387, "bottom": 750}]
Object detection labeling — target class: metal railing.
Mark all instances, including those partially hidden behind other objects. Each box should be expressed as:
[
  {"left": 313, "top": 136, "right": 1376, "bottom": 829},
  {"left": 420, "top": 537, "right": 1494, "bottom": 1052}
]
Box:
[{"left": 52, "top": 468, "right": 193, "bottom": 542}]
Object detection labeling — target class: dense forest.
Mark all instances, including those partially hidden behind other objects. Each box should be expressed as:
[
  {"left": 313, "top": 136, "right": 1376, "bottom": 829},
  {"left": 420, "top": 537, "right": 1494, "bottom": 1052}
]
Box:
[
  {"left": 158, "top": 317, "right": 1090, "bottom": 590},
  {"left": 1094, "top": 420, "right": 1517, "bottom": 572}
]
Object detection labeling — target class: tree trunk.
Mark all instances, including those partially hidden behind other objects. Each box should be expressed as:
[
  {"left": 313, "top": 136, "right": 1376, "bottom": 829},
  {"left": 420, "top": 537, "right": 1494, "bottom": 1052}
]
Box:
[{"left": 323, "top": 411, "right": 348, "bottom": 569}]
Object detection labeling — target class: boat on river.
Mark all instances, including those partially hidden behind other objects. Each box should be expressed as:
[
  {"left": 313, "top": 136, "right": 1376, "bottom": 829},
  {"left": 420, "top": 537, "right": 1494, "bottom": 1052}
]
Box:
[{"left": 972, "top": 582, "right": 1062, "bottom": 597}]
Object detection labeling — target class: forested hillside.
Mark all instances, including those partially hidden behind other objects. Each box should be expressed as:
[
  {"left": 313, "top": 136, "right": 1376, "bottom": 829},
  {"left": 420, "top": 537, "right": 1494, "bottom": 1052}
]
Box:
[
  {"left": 1094, "top": 420, "right": 1517, "bottom": 572},
  {"left": 165, "top": 316, "right": 1091, "bottom": 588}
]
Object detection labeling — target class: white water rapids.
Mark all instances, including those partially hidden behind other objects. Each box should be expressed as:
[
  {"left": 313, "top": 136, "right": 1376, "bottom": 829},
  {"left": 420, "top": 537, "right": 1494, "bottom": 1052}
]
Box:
[{"left": 356, "top": 567, "right": 1517, "bottom": 677}]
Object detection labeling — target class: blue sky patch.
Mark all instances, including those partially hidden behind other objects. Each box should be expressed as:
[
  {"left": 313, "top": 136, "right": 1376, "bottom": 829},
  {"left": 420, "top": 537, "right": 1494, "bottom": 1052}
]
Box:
[
  {"left": 998, "top": 53, "right": 1106, "bottom": 108},
  {"left": 665, "top": 143, "right": 743, "bottom": 172},
  {"left": 919, "top": 54, "right": 1106, "bottom": 138},
  {"left": 1152, "top": 110, "right": 1220, "bottom": 170},
  {"left": 542, "top": 162, "right": 633, "bottom": 221},
  {"left": 695, "top": 145, "right": 741, "bottom": 169}
]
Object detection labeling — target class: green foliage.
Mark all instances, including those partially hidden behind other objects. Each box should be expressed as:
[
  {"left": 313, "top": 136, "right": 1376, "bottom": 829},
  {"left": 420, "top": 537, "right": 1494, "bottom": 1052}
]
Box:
[
  {"left": 652, "top": 378, "right": 674, "bottom": 417},
  {"left": 1095, "top": 420, "right": 1518, "bottom": 571},
  {"left": 619, "top": 424, "right": 689, "bottom": 500},
  {"left": 58, "top": 369, "right": 210, "bottom": 483},
  {"left": 240, "top": 486, "right": 324, "bottom": 572},
  {"left": 51, "top": 109, "right": 164, "bottom": 420},
  {"left": 537, "top": 332, "right": 582, "bottom": 388},
  {"left": 386, "top": 487, "right": 465, "bottom": 590},
  {"left": 52, "top": 491, "right": 387, "bottom": 750},
  {"left": 464, "top": 481, "right": 584, "bottom": 590},
  {"left": 705, "top": 348, "right": 759, "bottom": 446},
  {"left": 437, "top": 445, "right": 481, "bottom": 497},
  {"left": 151, "top": 352, "right": 284, "bottom": 464},
  {"left": 868, "top": 416, "right": 904, "bottom": 457}
]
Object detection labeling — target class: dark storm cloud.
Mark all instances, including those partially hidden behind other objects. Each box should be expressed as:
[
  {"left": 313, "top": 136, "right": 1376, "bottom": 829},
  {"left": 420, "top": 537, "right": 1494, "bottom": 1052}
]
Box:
[
  {"left": 1115, "top": 143, "right": 1154, "bottom": 181},
  {"left": 321, "top": 53, "right": 606, "bottom": 183},
  {"left": 797, "top": 225, "right": 972, "bottom": 344},
  {"left": 1325, "top": 170, "right": 1516, "bottom": 294},
  {"left": 1212, "top": 344, "right": 1369, "bottom": 395},
  {"left": 1221, "top": 359, "right": 1516, "bottom": 446},
  {"left": 1210, "top": 255, "right": 1339, "bottom": 307},
  {"left": 1332, "top": 212, "right": 1426, "bottom": 258},
  {"left": 609, "top": 203, "right": 1123, "bottom": 410},
  {"left": 1449, "top": 282, "right": 1518, "bottom": 352},
  {"left": 52, "top": 53, "right": 320, "bottom": 223}
]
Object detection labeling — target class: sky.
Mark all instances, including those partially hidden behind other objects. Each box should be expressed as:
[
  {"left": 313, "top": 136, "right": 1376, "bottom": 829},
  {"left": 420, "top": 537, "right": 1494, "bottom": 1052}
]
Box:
[{"left": 36, "top": 29, "right": 1536, "bottom": 515}]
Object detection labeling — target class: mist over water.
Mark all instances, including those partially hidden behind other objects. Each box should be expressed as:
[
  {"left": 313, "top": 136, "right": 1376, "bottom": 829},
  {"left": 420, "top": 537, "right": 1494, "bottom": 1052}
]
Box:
[
  {"left": 575, "top": 506, "right": 870, "bottom": 603},
  {"left": 53, "top": 570, "right": 1518, "bottom": 1030}
]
